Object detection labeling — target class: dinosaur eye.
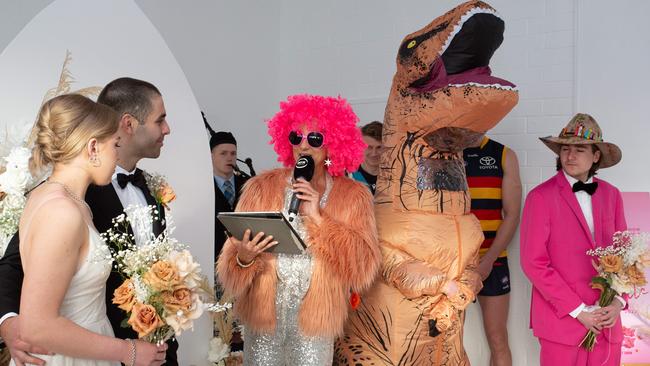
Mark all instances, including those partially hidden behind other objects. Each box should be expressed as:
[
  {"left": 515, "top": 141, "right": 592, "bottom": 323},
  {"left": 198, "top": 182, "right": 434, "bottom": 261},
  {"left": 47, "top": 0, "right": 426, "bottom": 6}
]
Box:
[{"left": 407, "top": 40, "right": 417, "bottom": 49}]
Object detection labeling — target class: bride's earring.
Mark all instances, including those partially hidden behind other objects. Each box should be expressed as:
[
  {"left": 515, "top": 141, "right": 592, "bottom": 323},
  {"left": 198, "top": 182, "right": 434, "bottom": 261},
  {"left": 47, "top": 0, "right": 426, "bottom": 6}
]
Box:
[
  {"left": 90, "top": 154, "right": 101, "bottom": 167},
  {"left": 324, "top": 157, "right": 332, "bottom": 167}
]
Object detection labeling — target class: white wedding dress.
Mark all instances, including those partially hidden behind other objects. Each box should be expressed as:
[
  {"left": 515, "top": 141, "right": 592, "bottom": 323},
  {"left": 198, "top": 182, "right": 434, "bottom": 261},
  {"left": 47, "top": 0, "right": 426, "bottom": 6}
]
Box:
[{"left": 11, "top": 226, "right": 119, "bottom": 366}]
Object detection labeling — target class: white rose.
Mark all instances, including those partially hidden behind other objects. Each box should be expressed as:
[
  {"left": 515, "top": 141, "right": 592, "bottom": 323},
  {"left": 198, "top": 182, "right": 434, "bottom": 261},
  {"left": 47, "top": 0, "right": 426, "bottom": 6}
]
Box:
[
  {"left": 0, "top": 169, "right": 32, "bottom": 195},
  {"left": 5, "top": 147, "right": 32, "bottom": 170},
  {"left": 207, "top": 337, "right": 231, "bottom": 363},
  {"left": 167, "top": 250, "right": 202, "bottom": 289},
  {"left": 165, "top": 293, "right": 203, "bottom": 336},
  {"left": 611, "top": 274, "right": 634, "bottom": 295}
]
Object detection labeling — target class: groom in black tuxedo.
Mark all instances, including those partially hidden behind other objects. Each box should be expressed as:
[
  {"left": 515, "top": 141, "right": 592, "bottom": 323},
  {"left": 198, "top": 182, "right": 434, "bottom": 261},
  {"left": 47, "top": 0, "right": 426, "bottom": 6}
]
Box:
[{"left": 0, "top": 77, "right": 178, "bottom": 365}]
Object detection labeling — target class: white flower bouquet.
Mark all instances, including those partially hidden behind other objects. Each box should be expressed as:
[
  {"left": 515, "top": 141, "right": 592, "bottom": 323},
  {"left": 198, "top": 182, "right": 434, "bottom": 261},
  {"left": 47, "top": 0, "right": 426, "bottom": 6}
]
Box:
[{"left": 581, "top": 230, "right": 650, "bottom": 350}]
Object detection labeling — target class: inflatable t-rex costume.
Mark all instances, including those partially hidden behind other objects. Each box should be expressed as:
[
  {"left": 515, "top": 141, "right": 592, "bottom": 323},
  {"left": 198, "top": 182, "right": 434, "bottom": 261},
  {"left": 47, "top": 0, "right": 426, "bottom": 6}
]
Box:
[{"left": 335, "top": 2, "right": 518, "bottom": 365}]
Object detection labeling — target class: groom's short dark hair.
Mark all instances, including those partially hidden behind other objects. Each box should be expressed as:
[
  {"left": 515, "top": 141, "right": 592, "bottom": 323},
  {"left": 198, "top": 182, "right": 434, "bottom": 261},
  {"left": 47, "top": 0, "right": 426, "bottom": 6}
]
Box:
[{"left": 97, "top": 77, "right": 161, "bottom": 124}]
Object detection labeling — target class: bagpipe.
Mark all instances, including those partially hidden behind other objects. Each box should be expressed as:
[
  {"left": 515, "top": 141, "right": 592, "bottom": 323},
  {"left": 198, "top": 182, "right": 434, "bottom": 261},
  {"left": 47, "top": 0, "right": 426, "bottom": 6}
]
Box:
[{"left": 202, "top": 111, "right": 256, "bottom": 179}]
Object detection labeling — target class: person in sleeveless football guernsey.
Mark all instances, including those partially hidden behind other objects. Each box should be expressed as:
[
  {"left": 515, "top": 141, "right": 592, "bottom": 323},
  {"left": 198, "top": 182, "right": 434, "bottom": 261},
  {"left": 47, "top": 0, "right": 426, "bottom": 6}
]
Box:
[{"left": 463, "top": 136, "right": 522, "bottom": 366}]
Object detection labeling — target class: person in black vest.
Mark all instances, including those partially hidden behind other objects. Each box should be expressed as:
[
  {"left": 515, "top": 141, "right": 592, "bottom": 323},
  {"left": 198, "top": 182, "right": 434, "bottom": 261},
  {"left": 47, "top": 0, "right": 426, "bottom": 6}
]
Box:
[
  {"left": 0, "top": 77, "right": 178, "bottom": 365},
  {"left": 210, "top": 131, "right": 248, "bottom": 261},
  {"left": 463, "top": 136, "right": 521, "bottom": 366}
]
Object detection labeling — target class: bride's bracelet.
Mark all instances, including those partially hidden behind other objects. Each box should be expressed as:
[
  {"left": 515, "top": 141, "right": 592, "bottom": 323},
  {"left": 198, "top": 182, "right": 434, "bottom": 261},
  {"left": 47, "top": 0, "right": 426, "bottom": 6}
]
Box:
[
  {"left": 236, "top": 255, "right": 255, "bottom": 268},
  {"left": 126, "top": 338, "right": 136, "bottom": 366}
]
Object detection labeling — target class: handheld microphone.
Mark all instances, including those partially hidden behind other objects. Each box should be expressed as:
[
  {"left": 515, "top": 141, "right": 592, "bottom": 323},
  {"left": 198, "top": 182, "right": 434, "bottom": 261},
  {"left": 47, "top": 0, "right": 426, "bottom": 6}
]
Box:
[{"left": 288, "top": 155, "right": 315, "bottom": 221}]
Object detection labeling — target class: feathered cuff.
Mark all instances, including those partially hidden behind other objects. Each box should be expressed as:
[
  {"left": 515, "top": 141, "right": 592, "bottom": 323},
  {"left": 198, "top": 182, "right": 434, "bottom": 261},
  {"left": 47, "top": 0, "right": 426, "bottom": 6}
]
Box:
[
  {"left": 305, "top": 213, "right": 381, "bottom": 292},
  {"left": 216, "top": 238, "right": 266, "bottom": 299}
]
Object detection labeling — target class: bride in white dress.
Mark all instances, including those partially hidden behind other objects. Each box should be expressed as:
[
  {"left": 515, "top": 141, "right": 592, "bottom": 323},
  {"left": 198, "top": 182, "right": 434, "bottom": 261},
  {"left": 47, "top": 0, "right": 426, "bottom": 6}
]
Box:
[{"left": 11, "top": 94, "right": 166, "bottom": 366}]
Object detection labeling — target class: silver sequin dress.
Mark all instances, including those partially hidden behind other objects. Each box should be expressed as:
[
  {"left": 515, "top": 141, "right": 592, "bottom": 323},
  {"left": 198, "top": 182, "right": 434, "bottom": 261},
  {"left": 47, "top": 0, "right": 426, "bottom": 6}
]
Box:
[{"left": 244, "top": 176, "right": 334, "bottom": 366}]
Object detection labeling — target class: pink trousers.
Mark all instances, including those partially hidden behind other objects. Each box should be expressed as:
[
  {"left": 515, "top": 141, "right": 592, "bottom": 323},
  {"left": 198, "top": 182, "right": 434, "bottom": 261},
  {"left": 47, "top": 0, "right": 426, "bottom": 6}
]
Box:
[{"left": 539, "top": 337, "right": 621, "bottom": 366}]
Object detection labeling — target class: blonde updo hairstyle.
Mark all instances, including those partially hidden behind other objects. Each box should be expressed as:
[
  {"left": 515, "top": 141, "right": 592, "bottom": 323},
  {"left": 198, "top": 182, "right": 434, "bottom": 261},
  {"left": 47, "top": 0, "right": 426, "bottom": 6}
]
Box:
[{"left": 30, "top": 94, "right": 120, "bottom": 172}]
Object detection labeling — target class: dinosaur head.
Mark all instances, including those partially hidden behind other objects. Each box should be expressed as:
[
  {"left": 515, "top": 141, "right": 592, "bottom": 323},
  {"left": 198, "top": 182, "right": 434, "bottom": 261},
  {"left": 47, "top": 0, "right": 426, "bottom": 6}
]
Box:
[
  {"left": 396, "top": 1, "right": 503, "bottom": 89},
  {"left": 388, "top": 1, "right": 518, "bottom": 145}
]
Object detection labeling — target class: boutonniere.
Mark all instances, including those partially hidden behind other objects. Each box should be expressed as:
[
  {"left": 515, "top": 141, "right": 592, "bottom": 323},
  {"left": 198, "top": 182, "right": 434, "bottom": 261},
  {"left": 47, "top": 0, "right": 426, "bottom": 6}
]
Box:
[{"left": 144, "top": 172, "right": 176, "bottom": 210}]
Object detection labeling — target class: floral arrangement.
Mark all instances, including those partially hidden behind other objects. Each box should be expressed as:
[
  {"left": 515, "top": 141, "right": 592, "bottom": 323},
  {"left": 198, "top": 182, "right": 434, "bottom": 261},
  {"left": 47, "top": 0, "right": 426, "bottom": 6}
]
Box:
[
  {"left": 208, "top": 292, "right": 242, "bottom": 366},
  {"left": 580, "top": 230, "right": 650, "bottom": 350},
  {"left": 0, "top": 144, "right": 45, "bottom": 257},
  {"left": 106, "top": 205, "right": 216, "bottom": 342},
  {"left": 144, "top": 172, "right": 176, "bottom": 210}
]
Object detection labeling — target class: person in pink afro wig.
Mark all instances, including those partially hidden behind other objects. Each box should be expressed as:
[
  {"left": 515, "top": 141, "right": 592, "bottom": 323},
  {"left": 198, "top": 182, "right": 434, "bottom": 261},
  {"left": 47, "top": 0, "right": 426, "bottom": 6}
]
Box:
[
  {"left": 267, "top": 94, "right": 366, "bottom": 176},
  {"left": 216, "top": 94, "right": 381, "bottom": 365}
]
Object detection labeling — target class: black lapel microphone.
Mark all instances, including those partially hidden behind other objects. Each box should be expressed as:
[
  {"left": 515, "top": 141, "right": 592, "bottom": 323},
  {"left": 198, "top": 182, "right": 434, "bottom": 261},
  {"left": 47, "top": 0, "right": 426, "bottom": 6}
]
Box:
[{"left": 288, "top": 155, "right": 315, "bottom": 221}]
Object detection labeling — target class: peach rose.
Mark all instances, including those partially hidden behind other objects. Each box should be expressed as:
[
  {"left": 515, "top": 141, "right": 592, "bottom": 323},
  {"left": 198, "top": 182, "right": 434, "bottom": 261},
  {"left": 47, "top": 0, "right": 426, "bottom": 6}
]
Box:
[
  {"left": 143, "top": 260, "right": 180, "bottom": 291},
  {"left": 157, "top": 184, "right": 176, "bottom": 208},
  {"left": 162, "top": 287, "right": 193, "bottom": 314},
  {"left": 625, "top": 264, "right": 647, "bottom": 286},
  {"left": 601, "top": 255, "right": 623, "bottom": 273},
  {"left": 112, "top": 279, "right": 136, "bottom": 312},
  {"left": 127, "top": 303, "right": 163, "bottom": 338}
]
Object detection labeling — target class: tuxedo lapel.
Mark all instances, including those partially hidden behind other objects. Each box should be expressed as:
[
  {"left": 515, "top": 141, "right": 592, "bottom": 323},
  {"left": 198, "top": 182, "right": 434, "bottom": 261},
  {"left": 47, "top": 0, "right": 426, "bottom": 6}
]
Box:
[
  {"left": 86, "top": 183, "right": 125, "bottom": 236},
  {"left": 592, "top": 177, "right": 604, "bottom": 246},
  {"left": 136, "top": 168, "right": 164, "bottom": 237},
  {"left": 555, "top": 173, "right": 595, "bottom": 245}
]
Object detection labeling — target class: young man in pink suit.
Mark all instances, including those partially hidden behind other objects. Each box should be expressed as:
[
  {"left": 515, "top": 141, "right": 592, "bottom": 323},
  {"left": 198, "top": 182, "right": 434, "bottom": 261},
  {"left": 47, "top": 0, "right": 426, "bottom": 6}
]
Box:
[{"left": 520, "top": 113, "right": 626, "bottom": 365}]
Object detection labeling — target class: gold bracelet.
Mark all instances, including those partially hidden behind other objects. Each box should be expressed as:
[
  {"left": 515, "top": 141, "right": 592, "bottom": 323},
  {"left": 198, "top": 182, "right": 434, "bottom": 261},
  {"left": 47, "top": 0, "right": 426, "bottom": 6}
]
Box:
[
  {"left": 126, "top": 338, "right": 136, "bottom": 366},
  {"left": 236, "top": 255, "right": 255, "bottom": 268}
]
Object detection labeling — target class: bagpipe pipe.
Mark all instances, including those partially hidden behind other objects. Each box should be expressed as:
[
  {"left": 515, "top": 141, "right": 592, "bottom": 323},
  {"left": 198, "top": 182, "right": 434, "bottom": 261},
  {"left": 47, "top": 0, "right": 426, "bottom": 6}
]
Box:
[{"left": 202, "top": 111, "right": 256, "bottom": 179}]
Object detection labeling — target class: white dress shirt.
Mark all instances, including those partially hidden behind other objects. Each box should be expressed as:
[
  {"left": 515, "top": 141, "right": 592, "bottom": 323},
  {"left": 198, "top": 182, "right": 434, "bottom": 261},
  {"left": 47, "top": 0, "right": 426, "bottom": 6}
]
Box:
[{"left": 112, "top": 166, "right": 153, "bottom": 247}]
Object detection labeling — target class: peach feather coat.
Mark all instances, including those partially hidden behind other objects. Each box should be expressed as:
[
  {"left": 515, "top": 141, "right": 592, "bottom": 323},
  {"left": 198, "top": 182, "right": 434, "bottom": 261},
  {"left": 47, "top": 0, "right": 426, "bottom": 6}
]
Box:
[{"left": 216, "top": 168, "right": 381, "bottom": 338}]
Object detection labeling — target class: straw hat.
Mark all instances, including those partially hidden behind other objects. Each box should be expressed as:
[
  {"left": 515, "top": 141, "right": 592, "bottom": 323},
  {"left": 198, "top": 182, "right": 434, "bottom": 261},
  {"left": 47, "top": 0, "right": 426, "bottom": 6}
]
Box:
[{"left": 539, "top": 113, "right": 622, "bottom": 168}]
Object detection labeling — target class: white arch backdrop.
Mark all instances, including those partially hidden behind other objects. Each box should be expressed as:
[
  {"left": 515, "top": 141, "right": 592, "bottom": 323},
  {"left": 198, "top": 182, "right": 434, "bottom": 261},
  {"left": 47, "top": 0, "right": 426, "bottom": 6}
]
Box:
[{"left": 0, "top": 0, "right": 213, "bottom": 365}]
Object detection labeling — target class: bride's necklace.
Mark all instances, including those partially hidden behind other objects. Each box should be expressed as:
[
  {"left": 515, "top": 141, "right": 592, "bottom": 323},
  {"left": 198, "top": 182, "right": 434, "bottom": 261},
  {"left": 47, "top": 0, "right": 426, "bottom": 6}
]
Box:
[{"left": 45, "top": 180, "right": 94, "bottom": 220}]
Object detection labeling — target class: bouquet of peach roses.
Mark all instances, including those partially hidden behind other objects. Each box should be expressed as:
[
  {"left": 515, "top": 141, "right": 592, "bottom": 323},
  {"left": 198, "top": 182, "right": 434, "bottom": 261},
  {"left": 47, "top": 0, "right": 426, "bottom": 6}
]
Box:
[
  {"left": 105, "top": 205, "right": 214, "bottom": 343},
  {"left": 580, "top": 230, "right": 650, "bottom": 350}
]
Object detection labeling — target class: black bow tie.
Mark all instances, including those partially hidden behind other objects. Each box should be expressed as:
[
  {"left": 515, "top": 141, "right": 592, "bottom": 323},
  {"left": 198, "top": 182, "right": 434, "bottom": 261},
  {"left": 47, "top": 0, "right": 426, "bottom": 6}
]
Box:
[
  {"left": 572, "top": 180, "right": 598, "bottom": 195},
  {"left": 117, "top": 170, "right": 146, "bottom": 190}
]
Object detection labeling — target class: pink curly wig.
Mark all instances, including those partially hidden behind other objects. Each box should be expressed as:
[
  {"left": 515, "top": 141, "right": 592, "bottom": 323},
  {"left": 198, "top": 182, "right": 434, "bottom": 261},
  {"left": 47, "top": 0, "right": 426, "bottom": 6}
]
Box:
[{"left": 267, "top": 94, "right": 366, "bottom": 177}]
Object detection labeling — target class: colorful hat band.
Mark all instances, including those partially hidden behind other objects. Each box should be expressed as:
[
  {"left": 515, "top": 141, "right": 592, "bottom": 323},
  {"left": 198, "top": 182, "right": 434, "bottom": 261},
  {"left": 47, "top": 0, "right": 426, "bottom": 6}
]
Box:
[{"left": 559, "top": 124, "right": 603, "bottom": 142}]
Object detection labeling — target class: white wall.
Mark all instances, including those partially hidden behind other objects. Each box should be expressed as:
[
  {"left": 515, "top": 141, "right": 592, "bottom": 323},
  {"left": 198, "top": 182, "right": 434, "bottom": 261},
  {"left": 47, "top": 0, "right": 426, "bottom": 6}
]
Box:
[
  {"left": 2, "top": 1, "right": 649, "bottom": 365},
  {"left": 576, "top": 0, "right": 650, "bottom": 193},
  {"left": 136, "top": 0, "right": 283, "bottom": 171}
]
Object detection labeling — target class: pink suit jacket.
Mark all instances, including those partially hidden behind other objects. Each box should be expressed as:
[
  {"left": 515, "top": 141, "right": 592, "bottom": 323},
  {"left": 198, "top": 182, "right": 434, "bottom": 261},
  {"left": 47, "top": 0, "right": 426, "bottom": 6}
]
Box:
[{"left": 520, "top": 171, "right": 627, "bottom": 345}]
